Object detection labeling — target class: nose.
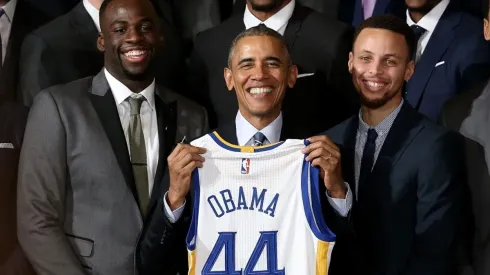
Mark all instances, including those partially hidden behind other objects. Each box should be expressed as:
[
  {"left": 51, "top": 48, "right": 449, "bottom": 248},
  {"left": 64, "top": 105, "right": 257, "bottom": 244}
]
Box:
[
  {"left": 250, "top": 64, "right": 269, "bottom": 81},
  {"left": 368, "top": 60, "right": 383, "bottom": 76},
  {"left": 125, "top": 27, "right": 143, "bottom": 43}
]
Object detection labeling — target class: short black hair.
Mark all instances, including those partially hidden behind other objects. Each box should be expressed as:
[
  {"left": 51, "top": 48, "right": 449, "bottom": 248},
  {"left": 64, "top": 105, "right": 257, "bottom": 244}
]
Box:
[
  {"left": 227, "top": 24, "right": 291, "bottom": 68},
  {"left": 354, "top": 15, "right": 416, "bottom": 60},
  {"left": 99, "top": 0, "right": 113, "bottom": 20},
  {"left": 483, "top": 0, "right": 490, "bottom": 19}
]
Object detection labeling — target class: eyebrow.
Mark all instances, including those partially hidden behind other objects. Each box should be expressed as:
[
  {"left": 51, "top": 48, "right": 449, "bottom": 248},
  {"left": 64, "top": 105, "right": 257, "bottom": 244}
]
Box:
[
  {"left": 237, "top": 56, "right": 283, "bottom": 66},
  {"left": 110, "top": 18, "right": 154, "bottom": 27},
  {"left": 360, "top": 50, "right": 400, "bottom": 58}
]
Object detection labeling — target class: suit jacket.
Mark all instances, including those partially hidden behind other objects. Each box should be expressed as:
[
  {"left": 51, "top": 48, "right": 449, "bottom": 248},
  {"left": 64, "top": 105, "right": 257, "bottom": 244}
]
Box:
[
  {"left": 23, "top": 0, "right": 78, "bottom": 20},
  {"left": 440, "top": 81, "right": 490, "bottom": 275},
  {"left": 18, "top": 2, "right": 186, "bottom": 107},
  {"left": 17, "top": 70, "right": 208, "bottom": 275},
  {"left": 0, "top": 0, "right": 49, "bottom": 101},
  {"left": 324, "top": 103, "right": 465, "bottom": 275},
  {"left": 233, "top": 0, "right": 341, "bottom": 20},
  {"left": 405, "top": 2, "right": 490, "bottom": 121},
  {"left": 338, "top": 0, "right": 406, "bottom": 26},
  {"left": 0, "top": 102, "right": 35, "bottom": 275},
  {"left": 188, "top": 4, "right": 358, "bottom": 139}
]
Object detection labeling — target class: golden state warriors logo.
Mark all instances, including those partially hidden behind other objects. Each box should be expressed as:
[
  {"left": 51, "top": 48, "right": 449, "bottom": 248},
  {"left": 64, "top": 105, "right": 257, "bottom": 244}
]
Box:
[{"left": 241, "top": 158, "right": 250, "bottom": 174}]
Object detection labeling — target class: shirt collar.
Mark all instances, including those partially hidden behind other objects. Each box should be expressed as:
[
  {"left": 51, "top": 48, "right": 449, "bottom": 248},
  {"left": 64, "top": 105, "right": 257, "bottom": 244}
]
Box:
[
  {"left": 83, "top": 0, "right": 101, "bottom": 32},
  {"left": 1, "top": 0, "right": 18, "bottom": 23},
  {"left": 104, "top": 68, "right": 156, "bottom": 110},
  {"left": 358, "top": 99, "right": 404, "bottom": 137},
  {"left": 406, "top": 0, "right": 449, "bottom": 33},
  {"left": 235, "top": 111, "right": 283, "bottom": 146},
  {"left": 243, "top": 0, "right": 295, "bottom": 34}
]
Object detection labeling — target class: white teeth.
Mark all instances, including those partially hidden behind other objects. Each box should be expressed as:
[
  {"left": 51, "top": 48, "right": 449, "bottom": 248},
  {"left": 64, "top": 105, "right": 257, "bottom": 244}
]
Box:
[
  {"left": 366, "top": 81, "right": 386, "bottom": 88},
  {"left": 124, "top": 50, "right": 146, "bottom": 57},
  {"left": 249, "top": 87, "right": 273, "bottom": 94}
]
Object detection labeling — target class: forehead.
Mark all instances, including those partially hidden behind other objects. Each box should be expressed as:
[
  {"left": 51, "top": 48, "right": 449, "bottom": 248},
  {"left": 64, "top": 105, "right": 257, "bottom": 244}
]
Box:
[
  {"left": 104, "top": 0, "right": 154, "bottom": 20},
  {"left": 353, "top": 28, "right": 409, "bottom": 57},
  {"left": 233, "top": 36, "right": 285, "bottom": 59}
]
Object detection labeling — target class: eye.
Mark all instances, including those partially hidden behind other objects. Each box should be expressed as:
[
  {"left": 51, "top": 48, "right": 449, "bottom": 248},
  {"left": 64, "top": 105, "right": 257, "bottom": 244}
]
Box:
[
  {"left": 141, "top": 25, "right": 153, "bottom": 31},
  {"left": 114, "top": 28, "right": 126, "bottom": 34},
  {"left": 386, "top": 59, "right": 396, "bottom": 66},
  {"left": 240, "top": 63, "right": 253, "bottom": 69},
  {"left": 266, "top": 62, "right": 280, "bottom": 67},
  {"left": 359, "top": 56, "right": 371, "bottom": 62}
]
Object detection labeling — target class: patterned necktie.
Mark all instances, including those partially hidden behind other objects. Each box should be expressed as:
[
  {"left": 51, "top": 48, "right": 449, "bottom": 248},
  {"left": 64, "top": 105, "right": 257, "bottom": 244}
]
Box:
[
  {"left": 128, "top": 95, "right": 149, "bottom": 217},
  {"left": 0, "top": 8, "right": 4, "bottom": 67},
  {"left": 359, "top": 128, "right": 378, "bottom": 189},
  {"left": 251, "top": 132, "right": 267, "bottom": 147},
  {"left": 362, "top": 0, "right": 376, "bottom": 19}
]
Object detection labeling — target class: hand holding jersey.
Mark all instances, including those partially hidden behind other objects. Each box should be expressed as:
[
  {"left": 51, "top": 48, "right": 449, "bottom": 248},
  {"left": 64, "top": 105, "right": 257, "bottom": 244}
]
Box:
[
  {"left": 167, "top": 144, "right": 206, "bottom": 210},
  {"left": 304, "top": 136, "right": 346, "bottom": 199}
]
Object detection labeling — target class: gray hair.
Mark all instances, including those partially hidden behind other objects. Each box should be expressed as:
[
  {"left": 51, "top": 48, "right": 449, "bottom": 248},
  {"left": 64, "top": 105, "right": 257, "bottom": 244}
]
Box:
[{"left": 227, "top": 24, "right": 292, "bottom": 68}]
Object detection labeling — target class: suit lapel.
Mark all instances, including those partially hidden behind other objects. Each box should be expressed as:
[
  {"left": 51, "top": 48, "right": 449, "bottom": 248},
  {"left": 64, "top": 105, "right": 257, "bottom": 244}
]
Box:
[
  {"left": 362, "top": 104, "right": 424, "bottom": 195},
  {"left": 373, "top": 0, "right": 390, "bottom": 15},
  {"left": 215, "top": 122, "right": 239, "bottom": 145},
  {"left": 352, "top": 0, "right": 364, "bottom": 26},
  {"left": 283, "top": 5, "right": 310, "bottom": 53},
  {"left": 342, "top": 117, "right": 358, "bottom": 195},
  {"left": 88, "top": 72, "right": 138, "bottom": 205},
  {"left": 406, "top": 10, "right": 460, "bottom": 109},
  {"left": 148, "top": 90, "right": 177, "bottom": 211}
]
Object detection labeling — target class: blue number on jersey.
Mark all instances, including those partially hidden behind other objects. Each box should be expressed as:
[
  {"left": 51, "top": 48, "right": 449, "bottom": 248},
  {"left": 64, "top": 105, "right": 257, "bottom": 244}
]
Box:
[{"left": 202, "top": 231, "right": 285, "bottom": 275}]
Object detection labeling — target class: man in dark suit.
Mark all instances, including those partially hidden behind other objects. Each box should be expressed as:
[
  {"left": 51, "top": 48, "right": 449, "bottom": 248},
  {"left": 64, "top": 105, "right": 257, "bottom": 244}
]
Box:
[
  {"left": 188, "top": 0, "right": 358, "bottom": 138},
  {"left": 438, "top": 4, "right": 490, "bottom": 273},
  {"left": 324, "top": 15, "right": 465, "bottom": 274},
  {"left": 0, "top": 0, "right": 48, "bottom": 101},
  {"left": 404, "top": 0, "right": 490, "bottom": 121},
  {"left": 16, "top": 0, "right": 207, "bottom": 274},
  {"left": 24, "top": 0, "right": 78, "bottom": 20},
  {"left": 18, "top": 0, "right": 186, "bottom": 107},
  {"left": 138, "top": 24, "right": 349, "bottom": 275},
  {"left": 338, "top": 0, "right": 406, "bottom": 26},
  {"left": 0, "top": 100, "right": 35, "bottom": 275}
]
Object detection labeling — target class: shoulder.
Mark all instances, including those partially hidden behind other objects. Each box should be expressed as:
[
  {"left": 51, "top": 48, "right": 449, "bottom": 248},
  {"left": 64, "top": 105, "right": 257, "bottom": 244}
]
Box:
[
  {"left": 0, "top": 102, "right": 29, "bottom": 146},
  {"left": 158, "top": 86, "right": 207, "bottom": 117},
  {"left": 444, "top": 80, "right": 487, "bottom": 114},
  {"left": 36, "top": 76, "right": 94, "bottom": 103},
  {"left": 298, "top": 6, "right": 352, "bottom": 35},
  {"left": 194, "top": 15, "right": 242, "bottom": 49},
  {"left": 320, "top": 116, "right": 355, "bottom": 144},
  {"left": 416, "top": 116, "right": 463, "bottom": 150},
  {"left": 24, "top": 10, "right": 74, "bottom": 47}
]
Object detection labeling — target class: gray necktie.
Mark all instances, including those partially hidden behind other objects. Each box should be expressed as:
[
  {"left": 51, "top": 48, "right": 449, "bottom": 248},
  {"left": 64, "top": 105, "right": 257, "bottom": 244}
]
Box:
[
  {"left": 128, "top": 96, "right": 149, "bottom": 217},
  {"left": 251, "top": 132, "right": 267, "bottom": 146}
]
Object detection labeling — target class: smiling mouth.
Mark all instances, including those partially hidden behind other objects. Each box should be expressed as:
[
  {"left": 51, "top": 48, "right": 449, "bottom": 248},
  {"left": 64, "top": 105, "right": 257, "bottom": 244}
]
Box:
[
  {"left": 364, "top": 80, "right": 387, "bottom": 88},
  {"left": 248, "top": 87, "right": 273, "bottom": 95},
  {"left": 121, "top": 49, "right": 150, "bottom": 63}
]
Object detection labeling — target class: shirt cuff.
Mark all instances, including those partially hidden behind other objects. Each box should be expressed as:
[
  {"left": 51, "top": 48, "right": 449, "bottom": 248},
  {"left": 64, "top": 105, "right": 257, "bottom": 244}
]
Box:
[
  {"left": 163, "top": 191, "right": 186, "bottom": 223},
  {"left": 325, "top": 182, "right": 353, "bottom": 217}
]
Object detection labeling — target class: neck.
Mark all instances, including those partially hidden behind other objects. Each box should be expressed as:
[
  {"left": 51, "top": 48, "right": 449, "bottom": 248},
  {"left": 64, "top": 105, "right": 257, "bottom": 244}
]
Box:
[
  {"left": 361, "top": 96, "right": 402, "bottom": 127},
  {"left": 242, "top": 110, "right": 280, "bottom": 131},
  {"left": 0, "top": 0, "right": 9, "bottom": 7},
  {"left": 408, "top": 11, "right": 425, "bottom": 23},
  {"left": 247, "top": 0, "right": 292, "bottom": 22},
  {"left": 88, "top": 0, "right": 103, "bottom": 10}
]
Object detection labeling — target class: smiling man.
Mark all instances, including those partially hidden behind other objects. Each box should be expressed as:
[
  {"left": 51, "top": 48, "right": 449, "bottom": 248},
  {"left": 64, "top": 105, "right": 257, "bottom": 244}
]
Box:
[
  {"left": 16, "top": 0, "right": 208, "bottom": 274},
  {"left": 323, "top": 15, "right": 465, "bottom": 275}
]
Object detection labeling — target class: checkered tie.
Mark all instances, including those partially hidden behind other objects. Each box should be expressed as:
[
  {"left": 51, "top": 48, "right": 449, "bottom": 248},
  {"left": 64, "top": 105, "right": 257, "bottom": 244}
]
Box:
[{"left": 251, "top": 132, "right": 267, "bottom": 147}]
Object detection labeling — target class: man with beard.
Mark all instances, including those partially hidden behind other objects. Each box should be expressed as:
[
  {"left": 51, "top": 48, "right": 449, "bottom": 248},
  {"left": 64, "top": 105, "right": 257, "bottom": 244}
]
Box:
[
  {"left": 187, "top": 0, "right": 358, "bottom": 139},
  {"left": 16, "top": 0, "right": 208, "bottom": 274},
  {"left": 403, "top": 0, "right": 490, "bottom": 121},
  {"left": 323, "top": 15, "right": 465, "bottom": 275}
]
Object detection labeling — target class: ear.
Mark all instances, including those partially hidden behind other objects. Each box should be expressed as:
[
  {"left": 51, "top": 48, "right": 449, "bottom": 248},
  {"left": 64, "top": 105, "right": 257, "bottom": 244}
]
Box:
[
  {"left": 97, "top": 33, "right": 105, "bottom": 52},
  {"left": 287, "top": 64, "right": 298, "bottom": 88},
  {"left": 404, "top": 60, "right": 415, "bottom": 82},
  {"left": 484, "top": 18, "right": 490, "bottom": 41},
  {"left": 224, "top": 67, "right": 234, "bottom": 91},
  {"left": 348, "top": 52, "right": 354, "bottom": 73}
]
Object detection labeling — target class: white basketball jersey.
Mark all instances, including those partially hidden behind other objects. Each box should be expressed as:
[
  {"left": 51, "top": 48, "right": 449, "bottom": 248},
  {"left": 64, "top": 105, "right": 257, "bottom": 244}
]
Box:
[{"left": 187, "top": 132, "right": 336, "bottom": 275}]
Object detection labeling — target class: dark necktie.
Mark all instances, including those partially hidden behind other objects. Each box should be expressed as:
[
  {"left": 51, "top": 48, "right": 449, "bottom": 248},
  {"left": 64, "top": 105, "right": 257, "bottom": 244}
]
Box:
[
  {"left": 411, "top": 24, "right": 427, "bottom": 43},
  {"left": 128, "top": 96, "right": 149, "bottom": 217},
  {"left": 359, "top": 129, "right": 378, "bottom": 188},
  {"left": 251, "top": 132, "right": 267, "bottom": 146},
  {"left": 0, "top": 8, "right": 4, "bottom": 68}
]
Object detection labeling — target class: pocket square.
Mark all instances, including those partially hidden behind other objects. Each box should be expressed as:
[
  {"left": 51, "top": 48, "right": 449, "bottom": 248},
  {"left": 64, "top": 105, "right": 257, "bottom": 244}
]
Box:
[
  {"left": 435, "top": 61, "right": 445, "bottom": 67},
  {"left": 297, "top": 73, "right": 315, "bottom": 78},
  {"left": 0, "top": 143, "right": 14, "bottom": 149}
]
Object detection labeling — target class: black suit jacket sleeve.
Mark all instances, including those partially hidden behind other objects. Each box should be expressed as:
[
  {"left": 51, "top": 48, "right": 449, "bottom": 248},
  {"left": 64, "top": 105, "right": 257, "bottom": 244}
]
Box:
[
  {"left": 136, "top": 192, "right": 191, "bottom": 275},
  {"left": 403, "top": 132, "right": 465, "bottom": 275},
  {"left": 18, "top": 33, "right": 56, "bottom": 107}
]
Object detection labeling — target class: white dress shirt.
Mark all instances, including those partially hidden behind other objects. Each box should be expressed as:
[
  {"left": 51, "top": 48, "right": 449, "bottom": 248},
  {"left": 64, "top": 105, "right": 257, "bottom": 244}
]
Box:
[
  {"left": 105, "top": 69, "right": 185, "bottom": 221},
  {"left": 243, "top": 0, "right": 295, "bottom": 35},
  {"left": 236, "top": 110, "right": 282, "bottom": 145},
  {"left": 83, "top": 0, "right": 101, "bottom": 32},
  {"left": 0, "top": 0, "right": 17, "bottom": 64},
  {"left": 406, "top": 0, "right": 449, "bottom": 61}
]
